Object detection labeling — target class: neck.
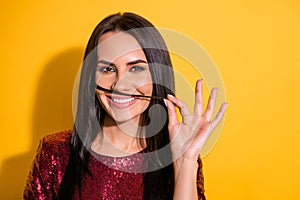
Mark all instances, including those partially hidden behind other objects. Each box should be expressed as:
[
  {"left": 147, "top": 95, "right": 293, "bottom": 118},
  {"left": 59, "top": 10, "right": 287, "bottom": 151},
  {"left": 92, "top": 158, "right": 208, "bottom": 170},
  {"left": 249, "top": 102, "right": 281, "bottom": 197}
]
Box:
[{"left": 92, "top": 115, "right": 146, "bottom": 154}]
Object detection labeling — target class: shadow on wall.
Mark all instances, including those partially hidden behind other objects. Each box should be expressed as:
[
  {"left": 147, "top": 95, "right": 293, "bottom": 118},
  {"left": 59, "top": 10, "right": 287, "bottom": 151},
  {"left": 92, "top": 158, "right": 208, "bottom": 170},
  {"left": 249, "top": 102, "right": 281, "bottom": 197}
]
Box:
[{"left": 0, "top": 47, "right": 84, "bottom": 199}]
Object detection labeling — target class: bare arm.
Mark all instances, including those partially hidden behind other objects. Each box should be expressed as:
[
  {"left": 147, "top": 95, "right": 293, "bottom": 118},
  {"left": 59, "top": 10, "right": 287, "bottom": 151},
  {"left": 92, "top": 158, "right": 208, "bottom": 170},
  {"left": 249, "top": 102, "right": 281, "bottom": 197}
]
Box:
[
  {"left": 164, "top": 79, "right": 227, "bottom": 199},
  {"left": 173, "top": 157, "right": 198, "bottom": 200}
]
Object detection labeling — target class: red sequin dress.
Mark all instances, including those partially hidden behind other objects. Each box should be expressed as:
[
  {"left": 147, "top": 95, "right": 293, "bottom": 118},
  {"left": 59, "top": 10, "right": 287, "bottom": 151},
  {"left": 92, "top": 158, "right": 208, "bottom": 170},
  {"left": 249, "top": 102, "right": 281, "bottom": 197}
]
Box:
[{"left": 23, "top": 130, "right": 206, "bottom": 200}]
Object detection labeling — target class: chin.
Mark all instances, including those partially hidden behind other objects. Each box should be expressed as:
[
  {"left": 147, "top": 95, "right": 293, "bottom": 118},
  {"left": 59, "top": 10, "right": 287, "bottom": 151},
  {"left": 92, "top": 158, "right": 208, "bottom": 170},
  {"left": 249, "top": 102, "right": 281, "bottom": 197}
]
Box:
[{"left": 111, "top": 112, "right": 141, "bottom": 124}]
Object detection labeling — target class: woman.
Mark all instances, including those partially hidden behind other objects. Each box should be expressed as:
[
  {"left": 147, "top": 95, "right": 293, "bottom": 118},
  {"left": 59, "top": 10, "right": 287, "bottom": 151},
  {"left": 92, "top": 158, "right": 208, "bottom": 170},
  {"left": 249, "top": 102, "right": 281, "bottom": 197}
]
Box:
[{"left": 24, "top": 12, "right": 228, "bottom": 200}]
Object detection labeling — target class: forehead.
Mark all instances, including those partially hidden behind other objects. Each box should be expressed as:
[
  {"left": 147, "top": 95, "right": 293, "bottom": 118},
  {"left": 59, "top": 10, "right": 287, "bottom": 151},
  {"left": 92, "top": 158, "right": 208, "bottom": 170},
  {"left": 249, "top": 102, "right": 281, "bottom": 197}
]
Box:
[{"left": 97, "top": 31, "right": 145, "bottom": 61}]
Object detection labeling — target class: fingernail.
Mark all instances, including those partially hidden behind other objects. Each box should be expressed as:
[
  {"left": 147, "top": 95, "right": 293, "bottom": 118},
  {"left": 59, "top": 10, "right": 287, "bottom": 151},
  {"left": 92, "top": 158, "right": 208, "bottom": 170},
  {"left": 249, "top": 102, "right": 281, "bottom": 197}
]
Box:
[
  {"left": 163, "top": 99, "right": 168, "bottom": 107},
  {"left": 167, "top": 94, "right": 175, "bottom": 98}
]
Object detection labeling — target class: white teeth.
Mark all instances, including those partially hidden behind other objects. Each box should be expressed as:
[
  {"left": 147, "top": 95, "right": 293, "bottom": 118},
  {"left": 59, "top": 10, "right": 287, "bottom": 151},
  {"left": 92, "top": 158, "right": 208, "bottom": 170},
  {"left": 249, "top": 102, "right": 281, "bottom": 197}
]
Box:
[{"left": 112, "top": 97, "right": 135, "bottom": 104}]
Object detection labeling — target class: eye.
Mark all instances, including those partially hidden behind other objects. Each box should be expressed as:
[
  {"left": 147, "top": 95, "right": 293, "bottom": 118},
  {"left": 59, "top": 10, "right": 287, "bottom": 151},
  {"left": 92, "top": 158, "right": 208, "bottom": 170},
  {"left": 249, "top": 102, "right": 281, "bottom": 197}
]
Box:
[
  {"left": 130, "top": 66, "right": 146, "bottom": 72},
  {"left": 98, "top": 66, "right": 115, "bottom": 73}
]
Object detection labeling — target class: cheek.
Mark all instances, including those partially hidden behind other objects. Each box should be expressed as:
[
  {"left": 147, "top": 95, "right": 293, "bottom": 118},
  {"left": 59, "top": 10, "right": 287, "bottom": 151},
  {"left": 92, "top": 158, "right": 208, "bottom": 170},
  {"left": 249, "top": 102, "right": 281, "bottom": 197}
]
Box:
[
  {"left": 134, "top": 73, "right": 153, "bottom": 94},
  {"left": 95, "top": 73, "right": 115, "bottom": 87},
  {"left": 96, "top": 92, "right": 107, "bottom": 107},
  {"left": 140, "top": 84, "right": 153, "bottom": 96}
]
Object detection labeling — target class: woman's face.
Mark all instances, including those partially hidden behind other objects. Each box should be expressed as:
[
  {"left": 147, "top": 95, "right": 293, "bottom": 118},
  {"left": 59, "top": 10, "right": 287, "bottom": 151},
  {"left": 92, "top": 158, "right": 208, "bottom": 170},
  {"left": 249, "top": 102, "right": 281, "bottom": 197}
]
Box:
[{"left": 96, "top": 31, "right": 153, "bottom": 124}]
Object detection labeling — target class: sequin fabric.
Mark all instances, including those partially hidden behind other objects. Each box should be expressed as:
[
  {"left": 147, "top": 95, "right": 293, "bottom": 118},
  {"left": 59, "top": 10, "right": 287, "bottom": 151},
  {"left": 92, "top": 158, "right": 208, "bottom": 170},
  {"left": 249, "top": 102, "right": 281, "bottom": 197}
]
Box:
[
  {"left": 23, "top": 130, "right": 206, "bottom": 200},
  {"left": 73, "top": 149, "right": 145, "bottom": 200}
]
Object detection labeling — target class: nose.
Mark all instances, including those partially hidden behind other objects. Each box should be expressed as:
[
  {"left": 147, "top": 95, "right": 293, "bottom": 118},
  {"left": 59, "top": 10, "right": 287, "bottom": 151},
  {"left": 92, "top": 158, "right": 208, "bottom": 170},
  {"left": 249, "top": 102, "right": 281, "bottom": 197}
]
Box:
[{"left": 111, "top": 71, "right": 134, "bottom": 92}]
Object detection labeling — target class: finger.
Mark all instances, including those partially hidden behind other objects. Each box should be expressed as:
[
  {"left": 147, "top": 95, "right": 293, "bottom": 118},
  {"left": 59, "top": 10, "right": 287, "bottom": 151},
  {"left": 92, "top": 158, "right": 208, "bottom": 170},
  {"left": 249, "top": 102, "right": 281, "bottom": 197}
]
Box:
[
  {"left": 210, "top": 102, "right": 228, "bottom": 130},
  {"left": 164, "top": 98, "right": 179, "bottom": 128},
  {"left": 193, "top": 79, "right": 204, "bottom": 116},
  {"left": 167, "top": 95, "right": 191, "bottom": 123},
  {"left": 203, "top": 87, "right": 218, "bottom": 121}
]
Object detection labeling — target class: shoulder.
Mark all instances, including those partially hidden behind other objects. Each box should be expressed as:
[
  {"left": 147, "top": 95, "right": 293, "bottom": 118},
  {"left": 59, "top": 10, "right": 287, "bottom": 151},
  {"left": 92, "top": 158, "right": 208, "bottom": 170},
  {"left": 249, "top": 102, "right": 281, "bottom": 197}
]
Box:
[
  {"left": 36, "top": 130, "right": 73, "bottom": 181},
  {"left": 36, "top": 130, "right": 72, "bottom": 160},
  {"left": 41, "top": 129, "right": 72, "bottom": 147},
  {"left": 23, "top": 130, "right": 73, "bottom": 199}
]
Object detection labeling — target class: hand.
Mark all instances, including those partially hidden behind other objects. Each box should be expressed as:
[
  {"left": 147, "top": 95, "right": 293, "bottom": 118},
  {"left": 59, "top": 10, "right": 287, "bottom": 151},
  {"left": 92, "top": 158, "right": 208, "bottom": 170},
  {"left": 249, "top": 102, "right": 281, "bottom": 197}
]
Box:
[{"left": 164, "top": 79, "right": 228, "bottom": 161}]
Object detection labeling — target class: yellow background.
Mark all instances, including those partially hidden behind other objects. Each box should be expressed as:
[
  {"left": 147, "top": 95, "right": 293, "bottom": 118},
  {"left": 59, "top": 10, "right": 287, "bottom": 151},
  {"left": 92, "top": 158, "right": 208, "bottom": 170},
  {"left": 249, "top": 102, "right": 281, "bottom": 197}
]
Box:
[{"left": 1, "top": 0, "right": 299, "bottom": 199}]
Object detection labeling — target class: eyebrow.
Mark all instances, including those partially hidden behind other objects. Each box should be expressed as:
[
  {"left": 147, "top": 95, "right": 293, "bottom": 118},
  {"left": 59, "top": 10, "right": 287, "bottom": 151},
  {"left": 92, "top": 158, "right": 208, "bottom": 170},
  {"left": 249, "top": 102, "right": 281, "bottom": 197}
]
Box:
[{"left": 97, "top": 59, "right": 147, "bottom": 66}]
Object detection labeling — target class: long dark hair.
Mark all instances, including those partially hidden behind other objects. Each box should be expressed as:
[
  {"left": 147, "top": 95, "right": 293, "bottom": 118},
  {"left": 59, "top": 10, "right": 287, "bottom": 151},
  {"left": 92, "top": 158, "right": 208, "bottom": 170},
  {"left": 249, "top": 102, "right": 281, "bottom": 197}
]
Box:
[{"left": 57, "top": 12, "right": 175, "bottom": 199}]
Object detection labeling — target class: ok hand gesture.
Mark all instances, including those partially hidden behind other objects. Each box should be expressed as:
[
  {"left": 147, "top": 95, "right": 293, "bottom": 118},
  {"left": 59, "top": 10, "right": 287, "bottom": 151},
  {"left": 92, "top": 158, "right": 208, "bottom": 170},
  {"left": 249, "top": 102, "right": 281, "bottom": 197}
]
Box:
[{"left": 165, "top": 79, "right": 228, "bottom": 161}]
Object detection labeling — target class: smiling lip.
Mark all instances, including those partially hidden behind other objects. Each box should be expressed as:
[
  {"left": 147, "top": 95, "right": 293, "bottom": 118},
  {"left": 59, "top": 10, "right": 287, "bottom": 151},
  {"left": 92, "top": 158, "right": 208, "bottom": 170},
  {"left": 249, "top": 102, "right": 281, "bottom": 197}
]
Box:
[{"left": 106, "top": 95, "right": 139, "bottom": 109}]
